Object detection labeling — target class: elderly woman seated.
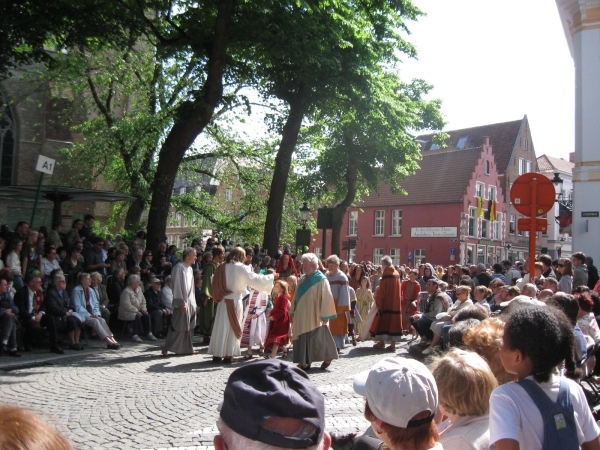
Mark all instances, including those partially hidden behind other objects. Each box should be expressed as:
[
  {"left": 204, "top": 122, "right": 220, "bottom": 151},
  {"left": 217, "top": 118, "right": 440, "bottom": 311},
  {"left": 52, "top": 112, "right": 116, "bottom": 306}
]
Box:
[
  {"left": 71, "top": 273, "right": 121, "bottom": 350},
  {"left": 422, "top": 286, "right": 473, "bottom": 355},
  {"left": 90, "top": 272, "right": 111, "bottom": 324},
  {"left": 118, "top": 274, "right": 155, "bottom": 343}
]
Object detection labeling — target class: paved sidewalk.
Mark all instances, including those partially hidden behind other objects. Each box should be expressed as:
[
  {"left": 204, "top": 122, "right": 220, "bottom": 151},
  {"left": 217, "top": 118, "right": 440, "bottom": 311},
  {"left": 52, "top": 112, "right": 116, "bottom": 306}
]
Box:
[{"left": 0, "top": 336, "right": 421, "bottom": 449}]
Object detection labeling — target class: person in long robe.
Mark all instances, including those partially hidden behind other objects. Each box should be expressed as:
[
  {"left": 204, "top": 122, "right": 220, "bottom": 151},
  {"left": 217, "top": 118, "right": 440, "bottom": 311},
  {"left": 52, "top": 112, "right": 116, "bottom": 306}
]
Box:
[
  {"left": 355, "top": 276, "right": 374, "bottom": 337},
  {"left": 162, "top": 247, "right": 197, "bottom": 356},
  {"left": 370, "top": 255, "right": 403, "bottom": 351},
  {"left": 265, "top": 280, "right": 291, "bottom": 358},
  {"left": 401, "top": 269, "right": 421, "bottom": 337},
  {"left": 290, "top": 253, "right": 338, "bottom": 370},
  {"left": 241, "top": 289, "right": 270, "bottom": 358},
  {"left": 325, "top": 255, "right": 351, "bottom": 351},
  {"left": 198, "top": 246, "right": 224, "bottom": 343},
  {"left": 208, "top": 247, "right": 275, "bottom": 363}
]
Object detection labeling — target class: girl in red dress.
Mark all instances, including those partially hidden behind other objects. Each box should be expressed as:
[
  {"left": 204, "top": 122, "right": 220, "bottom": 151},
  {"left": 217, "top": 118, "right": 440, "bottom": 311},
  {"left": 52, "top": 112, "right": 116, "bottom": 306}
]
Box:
[{"left": 265, "top": 280, "right": 291, "bottom": 359}]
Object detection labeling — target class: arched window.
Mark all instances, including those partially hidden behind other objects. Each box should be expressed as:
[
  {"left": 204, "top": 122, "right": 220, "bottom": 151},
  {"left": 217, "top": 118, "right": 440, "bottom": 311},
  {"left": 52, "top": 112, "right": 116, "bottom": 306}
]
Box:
[{"left": 0, "top": 90, "right": 16, "bottom": 185}]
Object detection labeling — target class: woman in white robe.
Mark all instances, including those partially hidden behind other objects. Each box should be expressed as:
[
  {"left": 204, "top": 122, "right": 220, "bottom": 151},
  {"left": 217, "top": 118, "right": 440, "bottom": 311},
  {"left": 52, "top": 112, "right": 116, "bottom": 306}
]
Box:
[{"left": 208, "top": 247, "right": 275, "bottom": 363}]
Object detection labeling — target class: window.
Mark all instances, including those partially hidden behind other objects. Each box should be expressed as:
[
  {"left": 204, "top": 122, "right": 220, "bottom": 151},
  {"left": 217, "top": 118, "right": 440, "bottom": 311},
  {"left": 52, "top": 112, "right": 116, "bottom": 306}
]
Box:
[
  {"left": 389, "top": 248, "right": 400, "bottom": 265},
  {"left": 314, "top": 247, "right": 322, "bottom": 260},
  {"left": 348, "top": 248, "right": 355, "bottom": 263},
  {"left": 477, "top": 245, "right": 485, "bottom": 264},
  {"left": 0, "top": 90, "right": 15, "bottom": 186},
  {"left": 225, "top": 189, "right": 233, "bottom": 202},
  {"left": 457, "top": 136, "right": 469, "bottom": 149},
  {"left": 374, "top": 210, "right": 385, "bottom": 236},
  {"left": 509, "top": 214, "right": 516, "bottom": 235},
  {"left": 373, "top": 248, "right": 384, "bottom": 265},
  {"left": 485, "top": 160, "right": 490, "bottom": 175},
  {"left": 467, "top": 244, "right": 475, "bottom": 265},
  {"left": 518, "top": 158, "right": 526, "bottom": 175},
  {"left": 391, "top": 210, "right": 402, "bottom": 236},
  {"left": 481, "top": 219, "right": 489, "bottom": 238},
  {"left": 414, "top": 249, "right": 426, "bottom": 264},
  {"left": 476, "top": 182, "right": 485, "bottom": 198},
  {"left": 179, "top": 187, "right": 186, "bottom": 195},
  {"left": 494, "top": 213, "right": 502, "bottom": 240},
  {"left": 469, "top": 208, "right": 477, "bottom": 237},
  {"left": 488, "top": 186, "right": 496, "bottom": 201},
  {"left": 524, "top": 138, "right": 528, "bottom": 151},
  {"left": 348, "top": 211, "right": 358, "bottom": 236},
  {"left": 526, "top": 160, "right": 532, "bottom": 173},
  {"left": 518, "top": 216, "right": 524, "bottom": 236},
  {"left": 430, "top": 143, "right": 440, "bottom": 150}
]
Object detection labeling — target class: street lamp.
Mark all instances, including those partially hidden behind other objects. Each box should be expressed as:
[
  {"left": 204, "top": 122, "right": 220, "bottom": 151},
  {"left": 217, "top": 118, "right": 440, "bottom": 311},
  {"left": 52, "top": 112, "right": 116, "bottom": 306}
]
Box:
[
  {"left": 551, "top": 172, "right": 572, "bottom": 210},
  {"left": 300, "top": 202, "right": 311, "bottom": 229}
]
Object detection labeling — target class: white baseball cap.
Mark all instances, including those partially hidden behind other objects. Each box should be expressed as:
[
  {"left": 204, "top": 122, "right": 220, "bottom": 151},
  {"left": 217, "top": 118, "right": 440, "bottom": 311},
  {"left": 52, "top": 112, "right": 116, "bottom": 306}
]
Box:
[{"left": 353, "top": 357, "right": 438, "bottom": 428}]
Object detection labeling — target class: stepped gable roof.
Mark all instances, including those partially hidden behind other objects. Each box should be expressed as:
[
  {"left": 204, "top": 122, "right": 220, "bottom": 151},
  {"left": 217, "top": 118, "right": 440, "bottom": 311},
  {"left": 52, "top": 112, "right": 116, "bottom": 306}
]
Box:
[
  {"left": 357, "top": 146, "right": 483, "bottom": 207},
  {"left": 537, "top": 154, "right": 574, "bottom": 173},
  {"left": 417, "top": 118, "right": 523, "bottom": 174}
]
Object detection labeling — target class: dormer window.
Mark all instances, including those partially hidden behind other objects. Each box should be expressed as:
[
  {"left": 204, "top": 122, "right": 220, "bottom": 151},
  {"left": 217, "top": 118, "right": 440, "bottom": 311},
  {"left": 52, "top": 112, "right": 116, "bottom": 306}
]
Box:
[
  {"left": 457, "top": 136, "right": 469, "bottom": 149},
  {"left": 430, "top": 143, "right": 440, "bottom": 150}
]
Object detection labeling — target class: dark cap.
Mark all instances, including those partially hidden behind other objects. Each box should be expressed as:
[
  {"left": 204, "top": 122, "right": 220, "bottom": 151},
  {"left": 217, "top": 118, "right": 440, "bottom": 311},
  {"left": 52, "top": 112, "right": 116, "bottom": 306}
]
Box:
[{"left": 220, "top": 360, "right": 325, "bottom": 448}]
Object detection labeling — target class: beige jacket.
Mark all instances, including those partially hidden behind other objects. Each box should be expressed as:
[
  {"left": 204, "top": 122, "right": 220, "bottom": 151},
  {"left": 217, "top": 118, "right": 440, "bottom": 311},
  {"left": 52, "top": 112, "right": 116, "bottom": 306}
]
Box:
[{"left": 118, "top": 286, "right": 146, "bottom": 321}]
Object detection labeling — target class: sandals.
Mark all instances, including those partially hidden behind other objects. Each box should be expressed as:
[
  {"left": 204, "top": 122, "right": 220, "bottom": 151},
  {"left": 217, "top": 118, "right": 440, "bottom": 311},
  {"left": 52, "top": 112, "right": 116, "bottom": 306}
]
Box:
[
  {"left": 297, "top": 364, "right": 311, "bottom": 371},
  {"left": 244, "top": 354, "right": 254, "bottom": 360},
  {"left": 372, "top": 342, "right": 385, "bottom": 349},
  {"left": 320, "top": 360, "right": 332, "bottom": 370},
  {"left": 386, "top": 345, "right": 396, "bottom": 351},
  {"left": 258, "top": 348, "right": 265, "bottom": 357},
  {"left": 223, "top": 357, "right": 233, "bottom": 364}
]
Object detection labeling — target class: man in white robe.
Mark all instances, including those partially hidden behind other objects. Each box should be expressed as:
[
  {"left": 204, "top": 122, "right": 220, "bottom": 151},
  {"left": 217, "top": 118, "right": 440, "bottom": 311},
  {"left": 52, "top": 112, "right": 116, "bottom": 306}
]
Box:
[
  {"left": 290, "top": 253, "right": 338, "bottom": 370},
  {"left": 162, "top": 247, "right": 197, "bottom": 356},
  {"left": 208, "top": 247, "right": 275, "bottom": 363}
]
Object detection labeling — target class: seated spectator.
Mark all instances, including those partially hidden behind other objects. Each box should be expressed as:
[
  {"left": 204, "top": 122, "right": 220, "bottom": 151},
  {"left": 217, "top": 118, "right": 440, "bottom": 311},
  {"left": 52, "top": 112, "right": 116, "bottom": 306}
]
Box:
[
  {"left": 353, "top": 357, "right": 442, "bottom": 450},
  {"left": 463, "top": 318, "right": 517, "bottom": 385},
  {"left": 0, "top": 277, "right": 21, "bottom": 356},
  {"left": 547, "top": 293, "right": 588, "bottom": 363},
  {"left": 128, "top": 248, "right": 143, "bottom": 271},
  {"left": 21, "top": 230, "right": 42, "bottom": 276},
  {"left": 139, "top": 250, "right": 154, "bottom": 283},
  {"left": 215, "top": 359, "right": 331, "bottom": 450},
  {"left": 6, "top": 238, "right": 24, "bottom": 289},
  {"left": 109, "top": 249, "right": 127, "bottom": 274},
  {"left": 447, "top": 319, "right": 481, "bottom": 349},
  {"left": 0, "top": 405, "right": 73, "bottom": 449},
  {"left": 44, "top": 274, "right": 85, "bottom": 350},
  {"left": 144, "top": 277, "right": 171, "bottom": 339},
  {"left": 15, "top": 274, "right": 63, "bottom": 354},
  {"left": 154, "top": 254, "right": 172, "bottom": 278},
  {"left": 423, "top": 286, "right": 473, "bottom": 355},
  {"left": 41, "top": 246, "right": 61, "bottom": 279},
  {"left": 410, "top": 278, "right": 449, "bottom": 343},
  {"left": 90, "top": 272, "right": 111, "bottom": 324},
  {"left": 119, "top": 274, "right": 155, "bottom": 343},
  {"left": 489, "top": 306, "right": 598, "bottom": 450},
  {"left": 47, "top": 222, "right": 64, "bottom": 249},
  {"left": 71, "top": 273, "right": 120, "bottom": 350},
  {"left": 161, "top": 275, "right": 173, "bottom": 312},
  {"left": 107, "top": 268, "right": 126, "bottom": 309},
  {"left": 60, "top": 247, "right": 83, "bottom": 288},
  {"left": 473, "top": 286, "right": 492, "bottom": 312},
  {"left": 430, "top": 348, "right": 497, "bottom": 450}
]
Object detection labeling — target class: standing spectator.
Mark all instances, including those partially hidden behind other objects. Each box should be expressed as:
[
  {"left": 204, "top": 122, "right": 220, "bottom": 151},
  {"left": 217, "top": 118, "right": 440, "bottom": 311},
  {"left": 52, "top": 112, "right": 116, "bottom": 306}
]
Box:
[
  {"left": 60, "top": 247, "right": 84, "bottom": 288},
  {"left": 144, "top": 277, "right": 170, "bottom": 339},
  {"left": 557, "top": 258, "right": 574, "bottom": 294},
  {"left": 118, "top": 274, "right": 155, "bottom": 343},
  {"left": 71, "top": 273, "right": 120, "bottom": 350},
  {"left": 539, "top": 254, "right": 556, "bottom": 279},
  {"left": 90, "top": 272, "right": 111, "bottom": 324},
  {"left": 0, "top": 277, "right": 21, "bottom": 356},
  {"left": 289, "top": 253, "right": 337, "bottom": 371},
  {"left": 83, "top": 236, "right": 110, "bottom": 279},
  {"left": 21, "top": 230, "right": 42, "bottom": 276},
  {"left": 370, "top": 256, "right": 403, "bottom": 351},
  {"left": 587, "top": 256, "right": 599, "bottom": 291},
  {"left": 15, "top": 274, "right": 63, "bottom": 354},
  {"left": 47, "top": 222, "right": 63, "bottom": 248},
  {"left": 66, "top": 219, "right": 83, "bottom": 250},
  {"left": 79, "top": 214, "right": 95, "bottom": 244},
  {"left": 44, "top": 274, "right": 84, "bottom": 350},
  {"left": 502, "top": 260, "right": 521, "bottom": 286},
  {"left": 9, "top": 221, "right": 29, "bottom": 244},
  {"left": 162, "top": 248, "right": 197, "bottom": 356},
  {"left": 572, "top": 252, "right": 589, "bottom": 291},
  {"left": 474, "top": 263, "right": 492, "bottom": 287},
  {"left": 491, "top": 263, "right": 507, "bottom": 283}
]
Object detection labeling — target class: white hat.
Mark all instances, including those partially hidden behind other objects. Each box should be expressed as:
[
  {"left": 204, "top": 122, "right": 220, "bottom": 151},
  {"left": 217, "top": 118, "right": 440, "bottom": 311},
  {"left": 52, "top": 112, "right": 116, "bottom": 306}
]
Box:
[{"left": 353, "top": 357, "right": 438, "bottom": 428}]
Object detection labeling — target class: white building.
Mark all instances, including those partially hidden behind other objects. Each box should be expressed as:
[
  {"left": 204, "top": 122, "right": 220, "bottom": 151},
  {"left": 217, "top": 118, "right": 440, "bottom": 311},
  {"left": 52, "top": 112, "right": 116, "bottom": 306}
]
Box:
[
  {"left": 556, "top": 0, "right": 600, "bottom": 260},
  {"left": 537, "top": 154, "right": 574, "bottom": 259}
]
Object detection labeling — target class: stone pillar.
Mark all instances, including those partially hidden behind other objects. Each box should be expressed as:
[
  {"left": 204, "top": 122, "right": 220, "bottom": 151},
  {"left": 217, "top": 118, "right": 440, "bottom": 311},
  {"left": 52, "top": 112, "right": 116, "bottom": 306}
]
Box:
[{"left": 556, "top": 0, "right": 600, "bottom": 260}]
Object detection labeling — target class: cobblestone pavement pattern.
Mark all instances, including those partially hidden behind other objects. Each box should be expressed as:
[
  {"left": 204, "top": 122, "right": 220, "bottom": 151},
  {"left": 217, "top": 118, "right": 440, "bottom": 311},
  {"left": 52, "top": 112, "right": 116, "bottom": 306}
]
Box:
[{"left": 0, "top": 337, "right": 420, "bottom": 449}]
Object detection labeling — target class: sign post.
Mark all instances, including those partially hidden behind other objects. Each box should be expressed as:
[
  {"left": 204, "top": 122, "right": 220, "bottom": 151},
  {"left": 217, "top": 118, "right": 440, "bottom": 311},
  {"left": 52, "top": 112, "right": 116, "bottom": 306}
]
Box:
[
  {"left": 510, "top": 173, "right": 555, "bottom": 277},
  {"left": 31, "top": 155, "right": 56, "bottom": 228}
]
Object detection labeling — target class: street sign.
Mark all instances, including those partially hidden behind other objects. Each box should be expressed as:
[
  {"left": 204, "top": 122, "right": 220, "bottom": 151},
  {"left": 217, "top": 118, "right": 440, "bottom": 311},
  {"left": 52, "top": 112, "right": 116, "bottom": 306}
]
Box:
[
  {"left": 35, "top": 155, "right": 56, "bottom": 175},
  {"left": 408, "top": 251, "right": 413, "bottom": 263},
  {"left": 582, "top": 211, "right": 599, "bottom": 218},
  {"left": 510, "top": 173, "right": 555, "bottom": 217},
  {"left": 450, "top": 248, "right": 456, "bottom": 261},
  {"left": 517, "top": 218, "right": 548, "bottom": 232}
]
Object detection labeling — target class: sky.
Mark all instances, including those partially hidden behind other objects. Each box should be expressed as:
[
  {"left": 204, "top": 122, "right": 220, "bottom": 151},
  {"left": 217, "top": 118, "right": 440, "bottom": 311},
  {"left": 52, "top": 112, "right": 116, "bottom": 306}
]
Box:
[{"left": 398, "top": 0, "right": 574, "bottom": 161}]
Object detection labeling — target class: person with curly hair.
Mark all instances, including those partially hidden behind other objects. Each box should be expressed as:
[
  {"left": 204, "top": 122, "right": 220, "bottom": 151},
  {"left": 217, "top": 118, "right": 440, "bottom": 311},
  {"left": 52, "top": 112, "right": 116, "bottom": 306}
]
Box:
[{"left": 489, "top": 306, "right": 600, "bottom": 450}]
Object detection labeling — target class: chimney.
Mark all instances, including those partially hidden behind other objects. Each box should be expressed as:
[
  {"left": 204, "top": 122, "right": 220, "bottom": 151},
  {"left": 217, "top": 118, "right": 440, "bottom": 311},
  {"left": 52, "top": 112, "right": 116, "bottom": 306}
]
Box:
[
  {"left": 569, "top": 152, "right": 575, "bottom": 163},
  {"left": 483, "top": 136, "right": 490, "bottom": 147}
]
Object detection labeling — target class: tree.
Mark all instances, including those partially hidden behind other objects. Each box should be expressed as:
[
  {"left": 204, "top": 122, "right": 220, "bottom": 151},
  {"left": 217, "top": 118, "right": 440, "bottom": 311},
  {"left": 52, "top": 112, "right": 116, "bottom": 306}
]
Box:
[{"left": 299, "top": 71, "right": 446, "bottom": 256}]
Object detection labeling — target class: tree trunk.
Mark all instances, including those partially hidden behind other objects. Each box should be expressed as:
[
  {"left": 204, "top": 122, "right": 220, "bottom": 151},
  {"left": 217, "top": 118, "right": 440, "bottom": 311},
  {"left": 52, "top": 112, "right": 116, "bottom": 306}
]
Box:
[
  {"left": 262, "top": 91, "right": 305, "bottom": 257},
  {"left": 124, "top": 197, "right": 146, "bottom": 231},
  {"left": 145, "top": 0, "right": 234, "bottom": 252},
  {"left": 330, "top": 153, "right": 358, "bottom": 258}
]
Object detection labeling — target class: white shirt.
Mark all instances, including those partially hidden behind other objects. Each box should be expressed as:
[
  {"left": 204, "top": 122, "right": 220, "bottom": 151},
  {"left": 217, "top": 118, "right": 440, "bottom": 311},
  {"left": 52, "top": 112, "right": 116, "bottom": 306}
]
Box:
[
  {"left": 489, "top": 375, "right": 600, "bottom": 449},
  {"left": 161, "top": 285, "right": 173, "bottom": 311}
]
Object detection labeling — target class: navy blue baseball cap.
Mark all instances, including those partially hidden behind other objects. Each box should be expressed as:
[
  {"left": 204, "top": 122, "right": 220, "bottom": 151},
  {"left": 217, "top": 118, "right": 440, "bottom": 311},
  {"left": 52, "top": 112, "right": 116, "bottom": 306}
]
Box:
[{"left": 219, "top": 360, "right": 325, "bottom": 448}]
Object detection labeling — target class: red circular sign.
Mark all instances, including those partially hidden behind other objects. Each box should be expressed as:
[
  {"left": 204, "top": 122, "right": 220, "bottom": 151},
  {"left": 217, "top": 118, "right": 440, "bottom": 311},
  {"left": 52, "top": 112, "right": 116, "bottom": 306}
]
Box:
[{"left": 510, "top": 173, "right": 556, "bottom": 217}]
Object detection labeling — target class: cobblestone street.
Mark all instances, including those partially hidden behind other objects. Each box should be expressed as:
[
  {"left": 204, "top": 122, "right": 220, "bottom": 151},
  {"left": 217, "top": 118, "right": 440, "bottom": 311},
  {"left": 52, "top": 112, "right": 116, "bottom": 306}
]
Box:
[{"left": 0, "top": 337, "right": 418, "bottom": 449}]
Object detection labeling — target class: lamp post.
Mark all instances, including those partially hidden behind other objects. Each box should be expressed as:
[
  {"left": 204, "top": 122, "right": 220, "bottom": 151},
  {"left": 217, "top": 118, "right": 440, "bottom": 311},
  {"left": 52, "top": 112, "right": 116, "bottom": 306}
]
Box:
[
  {"left": 296, "top": 202, "right": 312, "bottom": 254},
  {"left": 505, "top": 243, "right": 512, "bottom": 262},
  {"left": 551, "top": 172, "right": 573, "bottom": 210},
  {"left": 300, "top": 202, "right": 310, "bottom": 229}
]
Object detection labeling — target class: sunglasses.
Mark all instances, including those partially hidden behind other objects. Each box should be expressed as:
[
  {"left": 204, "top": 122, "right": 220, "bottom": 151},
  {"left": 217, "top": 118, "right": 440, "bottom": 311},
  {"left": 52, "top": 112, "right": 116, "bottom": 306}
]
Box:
[{"left": 558, "top": 264, "right": 564, "bottom": 267}]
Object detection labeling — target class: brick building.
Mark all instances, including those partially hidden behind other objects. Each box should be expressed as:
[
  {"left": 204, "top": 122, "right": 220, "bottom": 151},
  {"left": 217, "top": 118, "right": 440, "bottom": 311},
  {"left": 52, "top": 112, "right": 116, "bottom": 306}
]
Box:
[{"left": 310, "top": 116, "right": 539, "bottom": 266}]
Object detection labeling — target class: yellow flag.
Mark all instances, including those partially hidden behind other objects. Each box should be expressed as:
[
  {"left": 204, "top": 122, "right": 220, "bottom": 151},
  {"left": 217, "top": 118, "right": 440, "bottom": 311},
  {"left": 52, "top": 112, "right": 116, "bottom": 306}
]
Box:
[{"left": 477, "top": 197, "right": 484, "bottom": 218}]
